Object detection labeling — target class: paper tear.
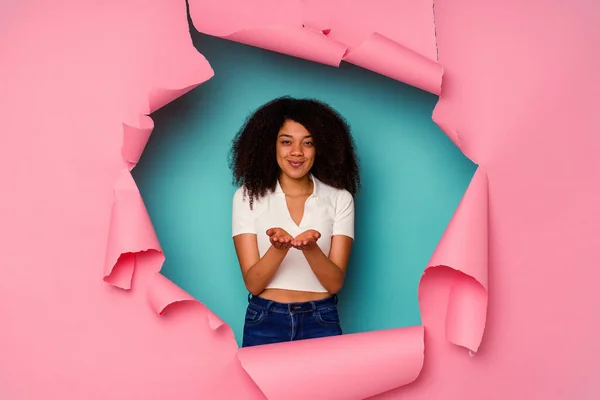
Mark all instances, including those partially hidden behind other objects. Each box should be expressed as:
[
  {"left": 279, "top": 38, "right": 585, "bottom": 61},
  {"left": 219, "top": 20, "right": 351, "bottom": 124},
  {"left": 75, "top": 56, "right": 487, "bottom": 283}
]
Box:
[
  {"left": 421, "top": 167, "right": 489, "bottom": 352},
  {"left": 432, "top": 99, "right": 464, "bottom": 152},
  {"left": 432, "top": 0, "right": 439, "bottom": 62},
  {"left": 146, "top": 83, "right": 206, "bottom": 115},
  {"left": 342, "top": 32, "right": 443, "bottom": 95},
  {"left": 224, "top": 27, "right": 346, "bottom": 67},
  {"left": 102, "top": 2, "right": 487, "bottom": 398},
  {"left": 238, "top": 326, "right": 424, "bottom": 400},
  {"left": 122, "top": 115, "right": 154, "bottom": 170},
  {"left": 104, "top": 169, "right": 162, "bottom": 290},
  {"left": 188, "top": 0, "right": 442, "bottom": 93},
  {"left": 147, "top": 272, "right": 227, "bottom": 332}
]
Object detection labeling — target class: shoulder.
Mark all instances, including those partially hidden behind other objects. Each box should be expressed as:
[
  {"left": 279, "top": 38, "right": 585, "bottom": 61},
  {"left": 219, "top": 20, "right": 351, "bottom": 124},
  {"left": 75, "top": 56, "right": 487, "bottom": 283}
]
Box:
[
  {"left": 232, "top": 186, "right": 270, "bottom": 211},
  {"left": 316, "top": 180, "right": 354, "bottom": 208}
]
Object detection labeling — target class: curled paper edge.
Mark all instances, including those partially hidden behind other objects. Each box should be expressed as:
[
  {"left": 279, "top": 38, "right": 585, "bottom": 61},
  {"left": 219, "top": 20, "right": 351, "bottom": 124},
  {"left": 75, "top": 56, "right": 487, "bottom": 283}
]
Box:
[
  {"left": 108, "top": 53, "right": 214, "bottom": 286},
  {"left": 213, "top": 27, "right": 346, "bottom": 67},
  {"left": 420, "top": 167, "right": 489, "bottom": 352},
  {"left": 104, "top": 169, "right": 162, "bottom": 290},
  {"left": 146, "top": 82, "right": 206, "bottom": 115},
  {"left": 189, "top": 1, "right": 442, "bottom": 94},
  {"left": 342, "top": 32, "right": 443, "bottom": 95},
  {"left": 432, "top": 99, "right": 463, "bottom": 151},
  {"left": 237, "top": 326, "right": 424, "bottom": 400},
  {"left": 194, "top": 25, "right": 442, "bottom": 96},
  {"left": 122, "top": 115, "right": 155, "bottom": 170},
  {"left": 147, "top": 272, "right": 228, "bottom": 332}
]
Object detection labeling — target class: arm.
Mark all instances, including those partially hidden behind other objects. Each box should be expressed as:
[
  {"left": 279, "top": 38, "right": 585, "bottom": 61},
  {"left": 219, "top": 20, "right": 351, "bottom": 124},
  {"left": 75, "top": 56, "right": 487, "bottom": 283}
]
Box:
[
  {"left": 301, "top": 235, "right": 353, "bottom": 294},
  {"left": 233, "top": 233, "right": 290, "bottom": 296},
  {"left": 297, "top": 190, "right": 355, "bottom": 294}
]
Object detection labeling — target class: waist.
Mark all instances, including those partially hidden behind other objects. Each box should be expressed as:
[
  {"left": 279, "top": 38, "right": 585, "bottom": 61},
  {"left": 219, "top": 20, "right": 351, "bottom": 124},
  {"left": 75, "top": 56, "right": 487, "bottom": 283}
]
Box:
[
  {"left": 258, "top": 288, "right": 331, "bottom": 303},
  {"left": 249, "top": 292, "right": 338, "bottom": 313}
]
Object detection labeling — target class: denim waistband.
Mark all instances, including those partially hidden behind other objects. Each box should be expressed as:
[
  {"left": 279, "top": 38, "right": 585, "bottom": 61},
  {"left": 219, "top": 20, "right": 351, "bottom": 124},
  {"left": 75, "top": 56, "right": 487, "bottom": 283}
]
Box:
[{"left": 248, "top": 293, "right": 338, "bottom": 314}]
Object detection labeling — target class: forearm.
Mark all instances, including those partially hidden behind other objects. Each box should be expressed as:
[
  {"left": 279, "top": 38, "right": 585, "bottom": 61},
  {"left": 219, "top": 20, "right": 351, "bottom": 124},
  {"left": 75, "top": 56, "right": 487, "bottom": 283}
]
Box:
[
  {"left": 302, "top": 246, "right": 345, "bottom": 294},
  {"left": 243, "top": 246, "right": 289, "bottom": 295}
]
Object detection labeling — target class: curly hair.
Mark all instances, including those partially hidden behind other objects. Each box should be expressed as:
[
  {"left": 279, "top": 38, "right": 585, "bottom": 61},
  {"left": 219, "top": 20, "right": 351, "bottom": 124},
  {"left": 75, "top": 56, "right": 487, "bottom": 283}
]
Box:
[{"left": 229, "top": 96, "right": 360, "bottom": 208}]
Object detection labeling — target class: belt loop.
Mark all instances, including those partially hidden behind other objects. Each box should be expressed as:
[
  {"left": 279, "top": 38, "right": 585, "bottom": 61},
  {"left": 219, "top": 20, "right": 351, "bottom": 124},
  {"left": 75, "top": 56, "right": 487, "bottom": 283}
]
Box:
[
  {"left": 265, "top": 300, "right": 273, "bottom": 314},
  {"left": 310, "top": 301, "right": 317, "bottom": 312},
  {"left": 333, "top": 294, "right": 338, "bottom": 305},
  {"left": 247, "top": 292, "right": 252, "bottom": 302}
]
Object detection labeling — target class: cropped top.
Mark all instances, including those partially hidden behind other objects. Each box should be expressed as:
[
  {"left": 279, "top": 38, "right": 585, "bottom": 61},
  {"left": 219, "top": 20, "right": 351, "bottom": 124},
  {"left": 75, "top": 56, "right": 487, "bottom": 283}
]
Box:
[{"left": 231, "top": 175, "right": 354, "bottom": 293}]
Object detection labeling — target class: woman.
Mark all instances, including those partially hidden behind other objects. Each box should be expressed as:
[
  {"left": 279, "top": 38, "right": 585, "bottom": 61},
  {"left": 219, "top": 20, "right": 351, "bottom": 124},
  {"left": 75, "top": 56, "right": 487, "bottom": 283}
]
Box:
[{"left": 229, "top": 96, "right": 360, "bottom": 347}]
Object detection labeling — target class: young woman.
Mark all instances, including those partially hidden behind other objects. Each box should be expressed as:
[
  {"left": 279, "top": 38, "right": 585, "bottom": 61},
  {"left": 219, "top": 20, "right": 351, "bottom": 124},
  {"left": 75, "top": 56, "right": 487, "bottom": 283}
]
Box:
[{"left": 229, "top": 96, "right": 360, "bottom": 347}]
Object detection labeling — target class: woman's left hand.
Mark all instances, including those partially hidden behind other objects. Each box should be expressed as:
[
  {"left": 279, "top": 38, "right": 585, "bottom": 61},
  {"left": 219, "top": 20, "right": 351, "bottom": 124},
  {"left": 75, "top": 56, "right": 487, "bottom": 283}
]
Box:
[{"left": 291, "top": 230, "right": 321, "bottom": 251}]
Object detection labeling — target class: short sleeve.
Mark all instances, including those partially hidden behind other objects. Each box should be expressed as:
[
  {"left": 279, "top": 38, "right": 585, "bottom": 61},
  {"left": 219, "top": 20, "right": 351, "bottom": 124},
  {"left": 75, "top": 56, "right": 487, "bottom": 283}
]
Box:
[
  {"left": 332, "top": 190, "right": 355, "bottom": 239},
  {"left": 232, "top": 187, "right": 257, "bottom": 237}
]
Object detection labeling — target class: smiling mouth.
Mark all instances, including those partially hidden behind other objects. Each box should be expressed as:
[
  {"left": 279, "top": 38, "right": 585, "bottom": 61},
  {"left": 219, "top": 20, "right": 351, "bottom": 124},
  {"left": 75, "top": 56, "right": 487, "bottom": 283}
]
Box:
[{"left": 288, "top": 160, "right": 304, "bottom": 168}]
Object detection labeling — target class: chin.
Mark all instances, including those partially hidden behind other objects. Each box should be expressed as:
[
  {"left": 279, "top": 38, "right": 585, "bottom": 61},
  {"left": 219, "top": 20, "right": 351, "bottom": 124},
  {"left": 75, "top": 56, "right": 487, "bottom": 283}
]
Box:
[{"left": 283, "top": 168, "right": 309, "bottom": 180}]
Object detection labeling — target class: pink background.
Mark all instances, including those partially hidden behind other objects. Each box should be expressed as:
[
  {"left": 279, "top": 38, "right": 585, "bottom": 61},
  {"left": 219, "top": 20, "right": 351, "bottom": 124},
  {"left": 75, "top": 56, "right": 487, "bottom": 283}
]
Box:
[{"left": 1, "top": 0, "right": 599, "bottom": 399}]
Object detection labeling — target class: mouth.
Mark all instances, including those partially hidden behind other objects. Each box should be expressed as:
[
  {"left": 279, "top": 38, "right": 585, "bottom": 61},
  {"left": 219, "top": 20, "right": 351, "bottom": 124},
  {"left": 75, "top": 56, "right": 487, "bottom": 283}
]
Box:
[{"left": 288, "top": 160, "right": 305, "bottom": 168}]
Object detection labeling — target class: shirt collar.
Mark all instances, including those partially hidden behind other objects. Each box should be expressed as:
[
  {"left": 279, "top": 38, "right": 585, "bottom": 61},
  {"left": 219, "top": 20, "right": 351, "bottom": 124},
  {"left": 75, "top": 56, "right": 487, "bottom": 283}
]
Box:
[{"left": 274, "top": 173, "right": 320, "bottom": 198}]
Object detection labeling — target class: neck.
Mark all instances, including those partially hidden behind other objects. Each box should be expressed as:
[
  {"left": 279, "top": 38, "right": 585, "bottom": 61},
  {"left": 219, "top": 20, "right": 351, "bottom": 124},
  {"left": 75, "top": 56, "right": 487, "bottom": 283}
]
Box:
[{"left": 279, "top": 173, "right": 313, "bottom": 196}]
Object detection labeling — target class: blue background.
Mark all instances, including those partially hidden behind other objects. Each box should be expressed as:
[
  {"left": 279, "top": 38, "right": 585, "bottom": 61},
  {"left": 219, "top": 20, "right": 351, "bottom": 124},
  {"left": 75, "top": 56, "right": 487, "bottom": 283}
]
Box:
[{"left": 132, "top": 31, "right": 476, "bottom": 346}]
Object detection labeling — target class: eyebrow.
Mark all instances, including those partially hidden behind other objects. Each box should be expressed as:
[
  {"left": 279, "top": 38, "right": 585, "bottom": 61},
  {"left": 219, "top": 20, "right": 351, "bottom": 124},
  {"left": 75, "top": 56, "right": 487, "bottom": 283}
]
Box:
[{"left": 278, "top": 133, "right": 313, "bottom": 138}]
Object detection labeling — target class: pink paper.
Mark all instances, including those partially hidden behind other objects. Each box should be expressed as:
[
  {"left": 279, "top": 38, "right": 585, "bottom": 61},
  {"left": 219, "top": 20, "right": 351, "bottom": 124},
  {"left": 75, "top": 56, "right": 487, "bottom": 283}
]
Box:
[
  {"left": 238, "top": 327, "right": 424, "bottom": 400},
  {"left": 147, "top": 272, "right": 227, "bottom": 332},
  {"left": 422, "top": 167, "right": 488, "bottom": 352},
  {"left": 122, "top": 115, "right": 154, "bottom": 169},
  {"left": 342, "top": 32, "right": 443, "bottom": 95},
  {"left": 188, "top": 0, "right": 346, "bottom": 67},
  {"left": 4, "top": 0, "right": 599, "bottom": 399},
  {"left": 188, "top": 0, "right": 442, "bottom": 93},
  {"left": 104, "top": 169, "right": 162, "bottom": 289}
]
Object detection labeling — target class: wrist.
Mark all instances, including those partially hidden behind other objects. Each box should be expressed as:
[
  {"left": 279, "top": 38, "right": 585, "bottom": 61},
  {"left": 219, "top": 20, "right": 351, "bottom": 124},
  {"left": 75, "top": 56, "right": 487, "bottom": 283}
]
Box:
[
  {"left": 271, "top": 245, "right": 290, "bottom": 255},
  {"left": 302, "top": 245, "right": 321, "bottom": 255}
]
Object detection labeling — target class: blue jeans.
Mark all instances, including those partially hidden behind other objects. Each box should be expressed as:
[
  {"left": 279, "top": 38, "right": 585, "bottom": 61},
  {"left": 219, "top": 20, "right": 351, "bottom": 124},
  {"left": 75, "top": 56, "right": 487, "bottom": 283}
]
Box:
[{"left": 241, "top": 293, "right": 343, "bottom": 347}]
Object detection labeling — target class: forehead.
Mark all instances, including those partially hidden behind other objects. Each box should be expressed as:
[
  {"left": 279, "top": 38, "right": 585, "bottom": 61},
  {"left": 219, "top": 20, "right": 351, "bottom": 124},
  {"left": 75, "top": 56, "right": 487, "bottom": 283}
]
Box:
[{"left": 278, "top": 120, "right": 311, "bottom": 136}]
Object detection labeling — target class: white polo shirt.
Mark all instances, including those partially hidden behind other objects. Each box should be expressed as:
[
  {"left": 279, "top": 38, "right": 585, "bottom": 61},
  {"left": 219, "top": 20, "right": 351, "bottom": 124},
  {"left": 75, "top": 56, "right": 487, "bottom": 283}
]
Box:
[{"left": 232, "top": 175, "right": 354, "bottom": 293}]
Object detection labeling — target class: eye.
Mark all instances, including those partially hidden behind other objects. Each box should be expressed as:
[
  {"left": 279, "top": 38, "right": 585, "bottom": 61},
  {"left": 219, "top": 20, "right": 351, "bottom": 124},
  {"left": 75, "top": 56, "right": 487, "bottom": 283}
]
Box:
[
  {"left": 281, "top": 140, "right": 291, "bottom": 145},
  {"left": 304, "top": 141, "right": 313, "bottom": 146}
]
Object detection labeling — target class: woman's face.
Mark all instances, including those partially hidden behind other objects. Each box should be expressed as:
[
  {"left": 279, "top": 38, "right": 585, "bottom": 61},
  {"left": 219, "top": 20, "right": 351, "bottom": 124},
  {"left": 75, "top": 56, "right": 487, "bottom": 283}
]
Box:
[{"left": 276, "top": 119, "right": 315, "bottom": 180}]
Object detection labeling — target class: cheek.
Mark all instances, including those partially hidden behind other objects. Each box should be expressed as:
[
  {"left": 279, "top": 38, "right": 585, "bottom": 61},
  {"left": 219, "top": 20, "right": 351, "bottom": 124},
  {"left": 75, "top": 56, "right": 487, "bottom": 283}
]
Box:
[{"left": 275, "top": 145, "right": 285, "bottom": 159}]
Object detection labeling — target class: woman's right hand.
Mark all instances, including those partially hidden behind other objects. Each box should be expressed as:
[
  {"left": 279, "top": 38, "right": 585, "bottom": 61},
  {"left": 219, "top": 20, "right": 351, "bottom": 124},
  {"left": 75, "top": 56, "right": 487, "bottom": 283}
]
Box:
[{"left": 266, "top": 228, "right": 293, "bottom": 250}]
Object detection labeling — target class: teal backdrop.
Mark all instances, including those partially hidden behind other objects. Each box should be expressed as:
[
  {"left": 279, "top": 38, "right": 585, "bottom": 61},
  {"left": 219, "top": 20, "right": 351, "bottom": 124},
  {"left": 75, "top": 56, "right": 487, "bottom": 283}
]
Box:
[{"left": 132, "top": 30, "right": 476, "bottom": 346}]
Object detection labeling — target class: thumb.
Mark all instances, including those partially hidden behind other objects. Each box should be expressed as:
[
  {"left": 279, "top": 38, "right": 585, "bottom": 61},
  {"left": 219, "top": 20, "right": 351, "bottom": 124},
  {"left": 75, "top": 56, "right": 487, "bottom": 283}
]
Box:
[{"left": 266, "top": 228, "right": 274, "bottom": 236}]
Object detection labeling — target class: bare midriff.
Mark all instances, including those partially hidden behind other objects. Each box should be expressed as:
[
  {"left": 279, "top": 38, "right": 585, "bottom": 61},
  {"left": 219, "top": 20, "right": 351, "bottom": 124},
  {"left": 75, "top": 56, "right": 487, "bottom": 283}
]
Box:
[{"left": 257, "top": 288, "right": 331, "bottom": 303}]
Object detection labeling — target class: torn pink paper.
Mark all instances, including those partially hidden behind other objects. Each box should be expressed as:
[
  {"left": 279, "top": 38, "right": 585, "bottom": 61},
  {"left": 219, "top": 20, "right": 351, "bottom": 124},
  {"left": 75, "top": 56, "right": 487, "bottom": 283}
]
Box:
[
  {"left": 104, "top": 169, "right": 162, "bottom": 289},
  {"left": 188, "top": 0, "right": 442, "bottom": 93},
  {"left": 342, "top": 32, "right": 443, "bottom": 95},
  {"left": 104, "top": 1, "right": 484, "bottom": 398},
  {"left": 431, "top": 99, "right": 463, "bottom": 151},
  {"left": 122, "top": 115, "right": 154, "bottom": 170},
  {"left": 147, "top": 272, "right": 227, "bottom": 332},
  {"left": 188, "top": 0, "right": 345, "bottom": 66},
  {"left": 421, "top": 167, "right": 488, "bottom": 352},
  {"left": 146, "top": 82, "right": 208, "bottom": 115},
  {"left": 238, "top": 326, "right": 424, "bottom": 400},
  {"left": 314, "top": 0, "right": 438, "bottom": 61}
]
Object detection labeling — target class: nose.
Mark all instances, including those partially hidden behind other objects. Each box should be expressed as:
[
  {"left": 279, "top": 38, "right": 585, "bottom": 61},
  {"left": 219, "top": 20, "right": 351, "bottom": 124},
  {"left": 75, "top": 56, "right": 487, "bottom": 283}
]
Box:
[{"left": 291, "top": 142, "right": 303, "bottom": 156}]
